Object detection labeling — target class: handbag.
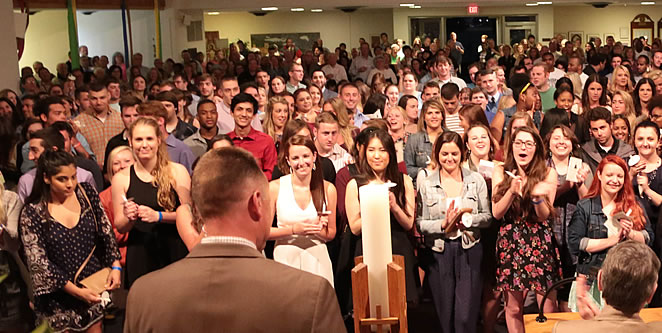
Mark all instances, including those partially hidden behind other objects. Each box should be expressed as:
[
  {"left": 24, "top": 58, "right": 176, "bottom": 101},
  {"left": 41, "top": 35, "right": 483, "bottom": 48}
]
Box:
[{"left": 73, "top": 184, "right": 110, "bottom": 295}]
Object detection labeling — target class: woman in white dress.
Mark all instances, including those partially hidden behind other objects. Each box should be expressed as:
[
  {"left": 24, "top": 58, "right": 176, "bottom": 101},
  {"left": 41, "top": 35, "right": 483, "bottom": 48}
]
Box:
[{"left": 268, "top": 135, "right": 337, "bottom": 286}]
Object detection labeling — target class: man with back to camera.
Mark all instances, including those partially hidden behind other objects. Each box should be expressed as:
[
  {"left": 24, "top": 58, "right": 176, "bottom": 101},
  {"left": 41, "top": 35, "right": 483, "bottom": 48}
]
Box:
[
  {"left": 124, "top": 147, "right": 346, "bottom": 332},
  {"left": 581, "top": 107, "right": 634, "bottom": 174},
  {"left": 554, "top": 241, "right": 662, "bottom": 332}
]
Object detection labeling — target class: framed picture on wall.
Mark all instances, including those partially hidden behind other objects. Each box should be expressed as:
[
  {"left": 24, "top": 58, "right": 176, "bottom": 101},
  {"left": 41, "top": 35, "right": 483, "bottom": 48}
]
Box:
[
  {"left": 569, "top": 31, "right": 583, "bottom": 44},
  {"left": 586, "top": 33, "right": 601, "bottom": 44},
  {"left": 620, "top": 27, "right": 629, "bottom": 39}
]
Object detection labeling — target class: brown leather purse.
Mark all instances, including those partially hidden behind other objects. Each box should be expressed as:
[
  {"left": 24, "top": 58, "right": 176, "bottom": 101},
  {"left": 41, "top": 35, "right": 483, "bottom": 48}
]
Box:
[{"left": 73, "top": 185, "right": 110, "bottom": 295}]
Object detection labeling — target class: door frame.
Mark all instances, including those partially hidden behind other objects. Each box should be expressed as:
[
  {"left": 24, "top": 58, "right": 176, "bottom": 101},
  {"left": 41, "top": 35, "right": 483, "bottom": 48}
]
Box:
[{"left": 408, "top": 16, "right": 502, "bottom": 46}]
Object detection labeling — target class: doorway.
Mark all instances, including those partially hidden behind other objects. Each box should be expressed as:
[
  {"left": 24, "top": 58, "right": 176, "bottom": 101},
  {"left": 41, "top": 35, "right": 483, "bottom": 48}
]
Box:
[
  {"left": 445, "top": 16, "right": 497, "bottom": 78},
  {"left": 410, "top": 17, "right": 442, "bottom": 44}
]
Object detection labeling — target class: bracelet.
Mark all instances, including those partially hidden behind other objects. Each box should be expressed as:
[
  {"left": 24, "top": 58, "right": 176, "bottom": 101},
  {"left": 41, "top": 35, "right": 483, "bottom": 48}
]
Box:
[
  {"left": 111, "top": 266, "right": 122, "bottom": 271},
  {"left": 158, "top": 211, "right": 163, "bottom": 222},
  {"left": 532, "top": 198, "right": 544, "bottom": 205}
]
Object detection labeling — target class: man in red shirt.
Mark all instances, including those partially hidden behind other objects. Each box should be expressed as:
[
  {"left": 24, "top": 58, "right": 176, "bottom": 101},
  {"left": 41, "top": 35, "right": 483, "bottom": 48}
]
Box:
[{"left": 227, "top": 93, "right": 277, "bottom": 179}]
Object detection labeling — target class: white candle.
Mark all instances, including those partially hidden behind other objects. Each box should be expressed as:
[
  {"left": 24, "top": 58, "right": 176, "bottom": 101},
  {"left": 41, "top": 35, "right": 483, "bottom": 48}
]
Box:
[{"left": 359, "top": 182, "right": 393, "bottom": 319}]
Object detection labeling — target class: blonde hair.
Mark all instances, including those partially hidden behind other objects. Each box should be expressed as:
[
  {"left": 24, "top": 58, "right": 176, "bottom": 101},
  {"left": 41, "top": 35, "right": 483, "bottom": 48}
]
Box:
[
  {"left": 325, "top": 97, "right": 355, "bottom": 149},
  {"left": 564, "top": 72, "right": 584, "bottom": 99},
  {"left": 609, "top": 65, "right": 634, "bottom": 93},
  {"left": 612, "top": 90, "right": 637, "bottom": 128},
  {"left": 128, "top": 117, "right": 177, "bottom": 211},
  {"left": 0, "top": 182, "right": 6, "bottom": 227},
  {"left": 646, "top": 69, "right": 662, "bottom": 82},
  {"left": 263, "top": 96, "right": 290, "bottom": 144},
  {"left": 106, "top": 145, "right": 134, "bottom": 178}
]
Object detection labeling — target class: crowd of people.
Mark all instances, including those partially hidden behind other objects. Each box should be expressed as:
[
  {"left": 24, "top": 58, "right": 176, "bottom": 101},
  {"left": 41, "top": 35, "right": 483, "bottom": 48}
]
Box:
[{"left": 2, "top": 29, "right": 662, "bottom": 333}]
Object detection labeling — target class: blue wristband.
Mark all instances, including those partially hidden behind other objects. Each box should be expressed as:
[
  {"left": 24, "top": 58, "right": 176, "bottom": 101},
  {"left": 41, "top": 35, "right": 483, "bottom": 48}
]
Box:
[
  {"left": 532, "top": 198, "right": 544, "bottom": 205},
  {"left": 158, "top": 211, "right": 163, "bottom": 222},
  {"left": 111, "top": 266, "right": 122, "bottom": 271}
]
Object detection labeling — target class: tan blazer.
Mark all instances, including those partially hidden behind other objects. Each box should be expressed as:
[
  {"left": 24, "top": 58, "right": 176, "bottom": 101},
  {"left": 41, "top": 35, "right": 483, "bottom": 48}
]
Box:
[
  {"left": 553, "top": 305, "right": 662, "bottom": 333},
  {"left": 124, "top": 242, "right": 346, "bottom": 333}
]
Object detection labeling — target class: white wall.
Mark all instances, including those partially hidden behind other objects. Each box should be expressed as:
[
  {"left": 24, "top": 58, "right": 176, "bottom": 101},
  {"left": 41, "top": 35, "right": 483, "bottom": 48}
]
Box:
[
  {"left": 19, "top": 9, "right": 158, "bottom": 72},
  {"left": 553, "top": 5, "right": 662, "bottom": 45},
  {"left": 203, "top": 9, "right": 394, "bottom": 51},
  {"left": 161, "top": 8, "right": 206, "bottom": 63}
]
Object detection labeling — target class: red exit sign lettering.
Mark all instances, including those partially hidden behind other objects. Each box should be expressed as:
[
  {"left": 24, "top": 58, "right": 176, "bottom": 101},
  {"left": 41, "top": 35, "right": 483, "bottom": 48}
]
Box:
[{"left": 468, "top": 4, "right": 479, "bottom": 14}]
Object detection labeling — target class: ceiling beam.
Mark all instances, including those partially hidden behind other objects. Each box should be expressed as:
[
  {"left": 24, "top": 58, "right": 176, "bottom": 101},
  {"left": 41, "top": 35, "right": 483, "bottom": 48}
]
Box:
[{"left": 13, "top": 0, "right": 165, "bottom": 10}]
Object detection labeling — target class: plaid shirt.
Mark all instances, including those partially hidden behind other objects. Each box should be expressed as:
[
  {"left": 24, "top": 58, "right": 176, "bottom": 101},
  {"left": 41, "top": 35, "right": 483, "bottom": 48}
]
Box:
[{"left": 75, "top": 109, "right": 124, "bottom": 167}]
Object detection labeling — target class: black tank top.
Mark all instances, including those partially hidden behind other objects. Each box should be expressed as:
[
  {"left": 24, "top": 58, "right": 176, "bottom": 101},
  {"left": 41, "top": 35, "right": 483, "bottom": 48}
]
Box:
[{"left": 126, "top": 165, "right": 180, "bottom": 232}]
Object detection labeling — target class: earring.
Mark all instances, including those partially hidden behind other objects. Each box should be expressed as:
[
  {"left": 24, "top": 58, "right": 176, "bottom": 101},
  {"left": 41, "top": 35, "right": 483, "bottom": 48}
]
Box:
[{"left": 313, "top": 163, "right": 316, "bottom": 171}]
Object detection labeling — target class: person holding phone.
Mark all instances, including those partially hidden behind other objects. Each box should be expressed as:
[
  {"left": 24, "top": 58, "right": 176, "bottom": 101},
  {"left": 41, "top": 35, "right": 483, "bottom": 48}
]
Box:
[
  {"left": 568, "top": 155, "right": 653, "bottom": 312},
  {"left": 20, "top": 150, "right": 121, "bottom": 332},
  {"left": 545, "top": 124, "right": 592, "bottom": 311},
  {"left": 268, "top": 135, "right": 337, "bottom": 287},
  {"left": 416, "top": 131, "right": 491, "bottom": 333},
  {"left": 628, "top": 120, "right": 662, "bottom": 306}
]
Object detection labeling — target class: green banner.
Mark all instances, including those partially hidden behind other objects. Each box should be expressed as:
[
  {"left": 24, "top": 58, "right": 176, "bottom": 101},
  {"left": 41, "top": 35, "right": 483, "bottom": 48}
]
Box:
[{"left": 67, "top": 0, "right": 80, "bottom": 69}]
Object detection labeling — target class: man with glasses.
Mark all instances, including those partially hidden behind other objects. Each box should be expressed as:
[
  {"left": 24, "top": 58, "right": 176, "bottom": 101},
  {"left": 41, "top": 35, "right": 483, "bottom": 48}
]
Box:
[{"left": 581, "top": 107, "right": 634, "bottom": 173}]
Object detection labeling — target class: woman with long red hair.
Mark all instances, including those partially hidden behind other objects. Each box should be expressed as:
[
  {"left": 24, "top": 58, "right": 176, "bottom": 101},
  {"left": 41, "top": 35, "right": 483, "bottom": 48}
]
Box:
[{"left": 568, "top": 154, "right": 653, "bottom": 311}]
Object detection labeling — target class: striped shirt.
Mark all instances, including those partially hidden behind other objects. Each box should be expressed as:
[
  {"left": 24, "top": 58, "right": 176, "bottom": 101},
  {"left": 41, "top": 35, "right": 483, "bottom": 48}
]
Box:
[{"left": 445, "top": 113, "right": 464, "bottom": 136}]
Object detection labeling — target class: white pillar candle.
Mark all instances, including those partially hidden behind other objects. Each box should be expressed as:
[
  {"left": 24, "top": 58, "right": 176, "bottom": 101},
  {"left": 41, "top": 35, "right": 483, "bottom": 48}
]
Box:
[{"left": 359, "top": 182, "right": 393, "bottom": 318}]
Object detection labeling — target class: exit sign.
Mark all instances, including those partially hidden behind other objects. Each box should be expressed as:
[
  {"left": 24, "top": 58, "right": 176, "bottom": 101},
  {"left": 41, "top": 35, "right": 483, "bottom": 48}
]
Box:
[{"left": 468, "top": 3, "right": 479, "bottom": 14}]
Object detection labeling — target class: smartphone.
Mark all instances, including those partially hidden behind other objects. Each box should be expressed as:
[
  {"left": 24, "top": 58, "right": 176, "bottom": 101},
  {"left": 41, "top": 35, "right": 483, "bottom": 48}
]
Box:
[{"left": 566, "top": 156, "right": 582, "bottom": 183}]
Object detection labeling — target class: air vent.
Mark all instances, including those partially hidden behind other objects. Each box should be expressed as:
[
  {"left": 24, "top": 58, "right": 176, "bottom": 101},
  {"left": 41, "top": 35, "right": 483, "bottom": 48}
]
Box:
[
  {"left": 186, "top": 20, "right": 202, "bottom": 42},
  {"left": 505, "top": 16, "right": 536, "bottom": 22}
]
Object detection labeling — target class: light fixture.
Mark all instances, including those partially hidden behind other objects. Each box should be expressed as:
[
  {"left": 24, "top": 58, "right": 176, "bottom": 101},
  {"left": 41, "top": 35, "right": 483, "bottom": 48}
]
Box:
[
  {"left": 207, "top": 11, "right": 220, "bottom": 15},
  {"left": 400, "top": 3, "right": 415, "bottom": 6},
  {"left": 412, "top": 5, "right": 422, "bottom": 8},
  {"left": 261, "top": 7, "right": 278, "bottom": 11},
  {"left": 311, "top": 8, "right": 323, "bottom": 12},
  {"left": 291, "top": 8, "right": 304, "bottom": 11},
  {"left": 526, "top": 2, "right": 539, "bottom": 6},
  {"left": 537, "top": 1, "right": 552, "bottom": 4},
  {"left": 641, "top": 1, "right": 656, "bottom": 4}
]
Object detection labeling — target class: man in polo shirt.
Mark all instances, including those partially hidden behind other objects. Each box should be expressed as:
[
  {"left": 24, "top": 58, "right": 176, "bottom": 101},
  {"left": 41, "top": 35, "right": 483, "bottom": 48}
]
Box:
[
  {"left": 314, "top": 112, "right": 353, "bottom": 172},
  {"left": 104, "top": 95, "right": 141, "bottom": 177},
  {"left": 184, "top": 99, "right": 219, "bottom": 159},
  {"left": 155, "top": 91, "right": 196, "bottom": 141},
  {"left": 217, "top": 76, "right": 262, "bottom": 133},
  {"left": 227, "top": 93, "right": 277, "bottom": 180},
  {"left": 17, "top": 128, "right": 96, "bottom": 203},
  {"left": 312, "top": 70, "right": 337, "bottom": 101},
  {"left": 137, "top": 101, "right": 195, "bottom": 174},
  {"left": 286, "top": 63, "right": 306, "bottom": 94},
  {"left": 75, "top": 82, "right": 124, "bottom": 168}
]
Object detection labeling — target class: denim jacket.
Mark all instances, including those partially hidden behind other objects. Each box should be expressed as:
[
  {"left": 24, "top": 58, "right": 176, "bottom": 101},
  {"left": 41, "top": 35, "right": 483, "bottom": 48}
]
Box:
[
  {"left": 568, "top": 196, "right": 653, "bottom": 275},
  {"left": 415, "top": 167, "right": 492, "bottom": 252},
  {"left": 404, "top": 131, "right": 433, "bottom": 184}
]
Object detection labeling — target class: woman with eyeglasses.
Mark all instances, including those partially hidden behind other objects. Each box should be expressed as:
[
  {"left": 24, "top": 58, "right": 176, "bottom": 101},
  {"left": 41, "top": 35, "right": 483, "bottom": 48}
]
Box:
[{"left": 492, "top": 127, "right": 560, "bottom": 333}]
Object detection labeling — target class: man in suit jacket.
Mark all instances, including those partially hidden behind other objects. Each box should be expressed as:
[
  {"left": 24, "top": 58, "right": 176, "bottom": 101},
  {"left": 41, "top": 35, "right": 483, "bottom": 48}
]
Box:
[
  {"left": 125, "top": 148, "right": 346, "bottom": 333},
  {"left": 554, "top": 241, "right": 662, "bottom": 333}
]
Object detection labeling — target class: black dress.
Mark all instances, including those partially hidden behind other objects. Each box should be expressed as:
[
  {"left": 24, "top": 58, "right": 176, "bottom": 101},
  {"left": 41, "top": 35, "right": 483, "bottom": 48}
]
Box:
[
  {"left": 19, "top": 183, "right": 120, "bottom": 332},
  {"left": 124, "top": 165, "right": 187, "bottom": 288}
]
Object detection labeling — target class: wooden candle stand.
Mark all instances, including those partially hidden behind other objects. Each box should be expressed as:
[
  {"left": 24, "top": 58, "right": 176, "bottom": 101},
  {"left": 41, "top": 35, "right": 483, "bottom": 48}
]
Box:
[{"left": 351, "top": 255, "right": 407, "bottom": 333}]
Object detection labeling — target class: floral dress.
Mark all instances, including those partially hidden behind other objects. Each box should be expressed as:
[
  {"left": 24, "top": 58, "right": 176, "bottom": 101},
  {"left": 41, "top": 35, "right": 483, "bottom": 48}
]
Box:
[
  {"left": 495, "top": 195, "right": 562, "bottom": 293},
  {"left": 20, "top": 183, "right": 120, "bottom": 332}
]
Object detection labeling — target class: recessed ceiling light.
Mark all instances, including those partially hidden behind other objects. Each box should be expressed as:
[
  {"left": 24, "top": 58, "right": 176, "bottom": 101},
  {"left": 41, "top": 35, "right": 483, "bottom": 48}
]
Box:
[
  {"left": 537, "top": 1, "right": 552, "bottom": 4},
  {"left": 526, "top": 2, "right": 539, "bottom": 6},
  {"left": 412, "top": 5, "right": 422, "bottom": 8},
  {"left": 207, "top": 11, "right": 220, "bottom": 15},
  {"left": 400, "top": 3, "right": 415, "bottom": 6},
  {"left": 291, "top": 8, "right": 304, "bottom": 11},
  {"left": 311, "top": 8, "right": 323, "bottom": 12},
  {"left": 261, "top": 7, "right": 278, "bottom": 11},
  {"left": 641, "top": 1, "right": 655, "bottom": 4}
]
